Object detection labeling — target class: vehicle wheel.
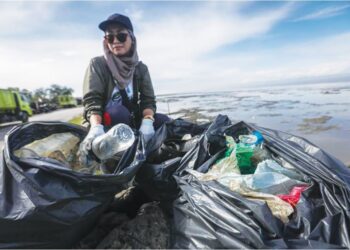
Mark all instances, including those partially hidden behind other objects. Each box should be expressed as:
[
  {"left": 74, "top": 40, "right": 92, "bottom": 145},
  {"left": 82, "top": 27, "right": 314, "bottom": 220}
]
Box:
[{"left": 21, "top": 112, "right": 28, "bottom": 123}]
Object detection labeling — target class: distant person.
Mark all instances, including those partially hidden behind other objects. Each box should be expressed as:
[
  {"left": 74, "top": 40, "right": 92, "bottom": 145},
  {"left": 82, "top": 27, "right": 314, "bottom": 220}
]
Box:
[{"left": 80, "top": 13, "right": 170, "bottom": 157}]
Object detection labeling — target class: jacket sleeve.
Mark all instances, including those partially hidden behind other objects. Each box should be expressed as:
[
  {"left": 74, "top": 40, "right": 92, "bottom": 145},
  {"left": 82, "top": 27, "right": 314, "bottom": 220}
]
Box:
[
  {"left": 139, "top": 64, "right": 157, "bottom": 114},
  {"left": 82, "top": 58, "right": 106, "bottom": 123}
]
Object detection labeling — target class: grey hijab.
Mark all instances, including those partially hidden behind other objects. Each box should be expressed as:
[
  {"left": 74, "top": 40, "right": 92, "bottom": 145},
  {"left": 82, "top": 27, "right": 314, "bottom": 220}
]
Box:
[{"left": 103, "top": 31, "right": 139, "bottom": 90}]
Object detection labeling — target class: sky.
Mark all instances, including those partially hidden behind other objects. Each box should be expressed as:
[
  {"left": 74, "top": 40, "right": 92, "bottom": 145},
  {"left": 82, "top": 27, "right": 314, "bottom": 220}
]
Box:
[{"left": 0, "top": 1, "right": 349, "bottom": 97}]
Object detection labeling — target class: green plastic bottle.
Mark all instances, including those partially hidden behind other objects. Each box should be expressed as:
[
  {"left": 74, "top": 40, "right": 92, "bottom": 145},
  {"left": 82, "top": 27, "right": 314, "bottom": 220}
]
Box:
[{"left": 236, "top": 143, "right": 256, "bottom": 174}]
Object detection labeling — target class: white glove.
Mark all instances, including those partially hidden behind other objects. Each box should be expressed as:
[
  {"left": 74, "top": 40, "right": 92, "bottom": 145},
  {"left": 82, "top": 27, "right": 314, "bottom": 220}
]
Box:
[
  {"left": 139, "top": 118, "right": 155, "bottom": 143},
  {"left": 79, "top": 124, "right": 105, "bottom": 166}
]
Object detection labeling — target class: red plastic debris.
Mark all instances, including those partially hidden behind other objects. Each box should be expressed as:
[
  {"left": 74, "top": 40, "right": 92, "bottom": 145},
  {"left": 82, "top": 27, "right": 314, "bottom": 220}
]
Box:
[
  {"left": 277, "top": 186, "right": 309, "bottom": 207},
  {"left": 103, "top": 112, "right": 112, "bottom": 126}
]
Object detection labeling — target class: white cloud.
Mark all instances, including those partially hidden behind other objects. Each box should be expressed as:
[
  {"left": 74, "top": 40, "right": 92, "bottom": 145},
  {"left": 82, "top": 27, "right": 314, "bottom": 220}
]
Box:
[
  {"left": 187, "top": 32, "right": 350, "bottom": 91},
  {"left": 135, "top": 2, "right": 295, "bottom": 93},
  {"left": 0, "top": 39, "right": 102, "bottom": 95},
  {"left": 138, "top": 3, "right": 292, "bottom": 59},
  {"left": 125, "top": 6, "right": 144, "bottom": 23},
  {"left": 0, "top": 2, "right": 349, "bottom": 97},
  {"left": 0, "top": 2, "right": 62, "bottom": 35},
  {"left": 0, "top": 2, "right": 294, "bottom": 96},
  {"left": 293, "top": 4, "right": 350, "bottom": 22}
]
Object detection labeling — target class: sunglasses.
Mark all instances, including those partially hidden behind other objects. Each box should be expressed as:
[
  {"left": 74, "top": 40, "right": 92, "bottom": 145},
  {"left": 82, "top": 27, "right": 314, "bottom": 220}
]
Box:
[{"left": 104, "top": 33, "right": 129, "bottom": 44}]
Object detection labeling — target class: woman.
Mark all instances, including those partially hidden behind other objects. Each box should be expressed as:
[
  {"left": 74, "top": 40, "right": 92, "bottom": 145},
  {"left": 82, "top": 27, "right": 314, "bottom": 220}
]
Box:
[{"left": 80, "top": 13, "right": 170, "bottom": 159}]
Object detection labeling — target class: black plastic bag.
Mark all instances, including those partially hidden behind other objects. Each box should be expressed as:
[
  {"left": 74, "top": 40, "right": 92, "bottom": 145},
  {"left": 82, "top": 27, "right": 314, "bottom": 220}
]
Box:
[
  {"left": 0, "top": 122, "right": 145, "bottom": 248},
  {"left": 170, "top": 116, "right": 350, "bottom": 249},
  {"left": 135, "top": 119, "right": 211, "bottom": 201},
  {"left": 135, "top": 116, "right": 234, "bottom": 202},
  {"left": 145, "top": 118, "right": 210, "bottom": 164}
]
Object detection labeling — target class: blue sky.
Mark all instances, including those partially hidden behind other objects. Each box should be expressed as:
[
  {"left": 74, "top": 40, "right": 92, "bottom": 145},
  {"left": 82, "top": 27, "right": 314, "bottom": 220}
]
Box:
[{"left": 0, "top": 1, "right": 349, "bottom": 96}]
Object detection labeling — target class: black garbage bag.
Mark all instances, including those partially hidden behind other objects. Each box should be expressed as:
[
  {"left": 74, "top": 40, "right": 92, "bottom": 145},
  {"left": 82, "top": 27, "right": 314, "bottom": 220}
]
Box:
[
  {"left": 170, "top": 115, "right": 350, "bottom": 249},
  {"left": 0, "top": 121, "right": 145, "bottom": 248},
  {"left": 135, "top": 117, "right": 232, "bottom": 202},
  {"left": 135, "top": 119, "right": 210, "bottom": 201},
  {"left": 145, "top": 118, "right": 210, "bottom": 164}
]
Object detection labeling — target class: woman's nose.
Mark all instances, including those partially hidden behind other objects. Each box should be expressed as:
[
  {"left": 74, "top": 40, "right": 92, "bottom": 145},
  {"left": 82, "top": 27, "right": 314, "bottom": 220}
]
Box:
[{"left": 112, "top": 36, "right": 119, "bottom": 44}]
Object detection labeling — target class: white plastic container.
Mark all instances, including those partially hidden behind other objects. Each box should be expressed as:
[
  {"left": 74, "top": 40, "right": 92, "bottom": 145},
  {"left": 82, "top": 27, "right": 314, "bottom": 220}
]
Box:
[{"left": 91, "top": 123, "right": 135, "bottom": 161}]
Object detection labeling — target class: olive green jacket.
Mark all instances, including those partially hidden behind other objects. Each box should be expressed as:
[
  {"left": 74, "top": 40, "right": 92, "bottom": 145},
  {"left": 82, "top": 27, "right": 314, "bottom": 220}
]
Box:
[{"left": 82, "top": 56, "right": 156, "bottom": 123}]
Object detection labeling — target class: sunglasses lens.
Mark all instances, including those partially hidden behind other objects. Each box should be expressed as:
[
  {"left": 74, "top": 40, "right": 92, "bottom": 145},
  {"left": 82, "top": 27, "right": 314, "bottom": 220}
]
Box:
[
  {"left": 105, "top": 34, "right": 114, "bottom": 44},
  {"left": 117, "top": 33, "right": 127, "bottom": 43},
  {"left": 105, "top": 33, "right": 128, "bottom": 44}
]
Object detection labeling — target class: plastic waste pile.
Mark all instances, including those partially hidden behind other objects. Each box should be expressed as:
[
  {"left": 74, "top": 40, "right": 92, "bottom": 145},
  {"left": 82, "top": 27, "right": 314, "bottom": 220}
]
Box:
[
  {"left": 167, "top": 116, "right": 350, "bottom": 249},
  {"left": 187, "top": 131, "right": 310, "bottom": 223},
  {"left": 134, "top": 115, "right": 350, "bottom": 249}
]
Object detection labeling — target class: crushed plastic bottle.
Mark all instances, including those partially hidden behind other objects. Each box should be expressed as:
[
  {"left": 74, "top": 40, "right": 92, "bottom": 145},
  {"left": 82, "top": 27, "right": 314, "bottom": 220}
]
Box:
[
  {"left": 238, "top": 135, "right": 257, "bottom": 145},
  {"left": 239, "top": 131, "right": 264, "bottom": 146},
  {"left": 91, "top": 123, "right": 135, "bottom": 161}
]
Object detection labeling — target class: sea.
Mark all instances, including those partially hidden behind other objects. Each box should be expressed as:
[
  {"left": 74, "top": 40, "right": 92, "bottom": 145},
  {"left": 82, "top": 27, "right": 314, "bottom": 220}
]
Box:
[{"left": 156, "top": 82, "right": 350, "bottom": 165}]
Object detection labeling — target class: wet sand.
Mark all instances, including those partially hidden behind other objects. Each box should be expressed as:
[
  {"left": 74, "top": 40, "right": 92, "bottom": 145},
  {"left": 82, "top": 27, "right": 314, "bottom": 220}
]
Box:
[{"left": 157, "top": 83, "right": 350, "bottom": 165}]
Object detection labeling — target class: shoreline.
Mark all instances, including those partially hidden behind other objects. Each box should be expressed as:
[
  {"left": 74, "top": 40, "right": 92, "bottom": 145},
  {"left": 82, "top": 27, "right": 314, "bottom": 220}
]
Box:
[{"left": 166, "top": 108, "right": 350, "bottom": 166}]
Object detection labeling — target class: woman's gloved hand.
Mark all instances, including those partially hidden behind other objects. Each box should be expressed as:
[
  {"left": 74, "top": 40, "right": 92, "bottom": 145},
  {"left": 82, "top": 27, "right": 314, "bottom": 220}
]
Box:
[
  {"left": 139, "top": 118, "right": 155, "bottom": 143},
  {"left": 79, "top": 124, "right": 105, "bottom": 166}
]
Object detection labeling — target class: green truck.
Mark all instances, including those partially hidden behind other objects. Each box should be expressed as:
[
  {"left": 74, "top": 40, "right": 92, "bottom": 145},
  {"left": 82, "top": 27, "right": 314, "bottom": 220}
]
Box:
[
  {"left": 0, "top": 89, "right": 33, "bottom": 123},
  {"left": 58, "top": 95, "right": 77, "bottom": 108}
]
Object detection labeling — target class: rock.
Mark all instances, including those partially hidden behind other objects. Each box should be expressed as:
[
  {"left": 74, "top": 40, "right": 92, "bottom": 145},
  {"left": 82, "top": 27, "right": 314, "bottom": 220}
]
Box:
[
  {"left": 97, "top": 202, "right": 170, "bottom": 249},
  {"left": 74, "top": 212, "right": 130, "bottom": 249}
]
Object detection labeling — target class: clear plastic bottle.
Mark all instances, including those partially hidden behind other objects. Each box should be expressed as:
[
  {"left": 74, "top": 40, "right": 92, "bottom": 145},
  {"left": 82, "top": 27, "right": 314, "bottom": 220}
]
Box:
[
  {"left": 251, "top": 143, "right": 271, "bottom": 167},
  {"left": 238, "top": 135, "right": 258, "bottom": 145},
  {"left": 91, "top": 123, "right": 135, "bottom": 161},
  {"left": 238, "top": 131, "right": 264, "bottom": 146}
]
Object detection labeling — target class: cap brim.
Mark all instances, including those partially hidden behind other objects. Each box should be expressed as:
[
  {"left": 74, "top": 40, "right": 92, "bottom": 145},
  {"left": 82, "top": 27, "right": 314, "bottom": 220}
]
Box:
[{"left": 98, "top": 20, "right": 126, "bottom": 31}]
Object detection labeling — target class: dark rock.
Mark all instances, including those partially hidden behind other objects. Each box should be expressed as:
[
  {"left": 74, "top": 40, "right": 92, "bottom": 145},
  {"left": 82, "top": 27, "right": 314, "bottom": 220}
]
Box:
[
  {"left": 74, "top": 212, "right": 129, "bottom": 249},
  {"left": 74, "top": 187, "right": 143, "bottom": 249},
  {"left": 97, "top": 202, "right": 170, "bottom": 249}
]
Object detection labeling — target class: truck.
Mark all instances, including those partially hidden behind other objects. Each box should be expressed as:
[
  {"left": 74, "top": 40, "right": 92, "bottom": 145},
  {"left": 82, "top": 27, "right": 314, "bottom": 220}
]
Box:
[
  {"left": 30, "top": 101, "right": 57, "bottom": 114},
  {"left": 58, "top": 95, "right": 77, "bottom": 108},
  {"left": 0, "top": 89, "right": 33, "bottom": 123}
]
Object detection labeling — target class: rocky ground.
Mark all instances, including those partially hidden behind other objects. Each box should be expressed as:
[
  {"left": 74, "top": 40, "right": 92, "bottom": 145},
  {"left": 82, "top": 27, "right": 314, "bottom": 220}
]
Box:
[
  {"left": 97, "top": 202, "right": 170, "bottom": 249},
  {"left": 75, "top": 188, "right": 171, "bottom": 249}
]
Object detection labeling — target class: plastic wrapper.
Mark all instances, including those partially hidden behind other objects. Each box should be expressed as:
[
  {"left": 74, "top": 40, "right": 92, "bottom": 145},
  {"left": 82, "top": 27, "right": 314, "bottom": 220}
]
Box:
[
  {"left": 189, "top": 157, "right": 307, "bottom": 194},
  {"left": 188, "top": 169, "right": 294, "bottom": 223},
  {"left": 246, "top": 159, "right": 307, "bottom": 194},
  {"left": 209, "top": 136, "right": 240, "bottom": 175},
  {"left": 277, "top": 185, "right": 309, "bottom": 207},
  {"left": 13, "top": 132, "right": 101, "bottom": 174}
]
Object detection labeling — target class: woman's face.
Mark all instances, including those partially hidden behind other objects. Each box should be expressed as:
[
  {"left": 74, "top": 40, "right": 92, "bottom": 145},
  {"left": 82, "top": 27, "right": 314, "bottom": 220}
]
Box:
[{"left": 105, "top": 24, "right": 132, "bottom": 56}]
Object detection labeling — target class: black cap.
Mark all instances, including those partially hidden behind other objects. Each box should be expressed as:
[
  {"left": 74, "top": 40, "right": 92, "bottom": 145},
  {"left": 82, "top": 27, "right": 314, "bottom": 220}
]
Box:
[{"left": 98, "top": 13, "right": 133, "bottom": 32}]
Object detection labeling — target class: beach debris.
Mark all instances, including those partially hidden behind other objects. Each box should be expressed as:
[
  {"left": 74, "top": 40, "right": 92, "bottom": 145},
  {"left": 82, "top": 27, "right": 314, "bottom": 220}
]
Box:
[{"left": 13, "top": 132, "right": 101, "bottom": 173}]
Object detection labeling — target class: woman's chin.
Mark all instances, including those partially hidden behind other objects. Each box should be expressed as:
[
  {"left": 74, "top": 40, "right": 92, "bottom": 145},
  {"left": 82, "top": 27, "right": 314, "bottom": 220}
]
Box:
[{"left": 112, "top": 48, "right": 126, "bottom": 56}]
